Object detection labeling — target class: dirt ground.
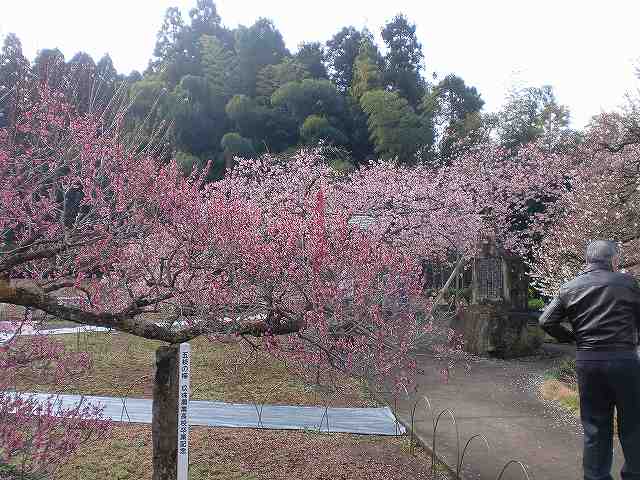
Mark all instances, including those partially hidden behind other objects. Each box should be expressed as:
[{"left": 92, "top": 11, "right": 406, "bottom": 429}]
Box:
[{"left": 55, "top": 425, "right": 448, "bottom": 480}]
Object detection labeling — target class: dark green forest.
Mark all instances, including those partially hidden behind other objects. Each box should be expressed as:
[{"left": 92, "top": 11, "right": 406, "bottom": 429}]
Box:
[{"left": 0, "top": 0, "right": 579, "bottom": 179}]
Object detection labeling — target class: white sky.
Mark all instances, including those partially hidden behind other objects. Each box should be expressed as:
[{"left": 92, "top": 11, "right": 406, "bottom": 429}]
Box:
[{"left": 1, "top": 0, "right": 639, "bottom": 128}]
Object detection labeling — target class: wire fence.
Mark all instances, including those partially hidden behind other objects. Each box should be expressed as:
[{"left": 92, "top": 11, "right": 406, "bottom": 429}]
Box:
[{"left": 381, "top": 385, "right": 536, "bottom": 480}]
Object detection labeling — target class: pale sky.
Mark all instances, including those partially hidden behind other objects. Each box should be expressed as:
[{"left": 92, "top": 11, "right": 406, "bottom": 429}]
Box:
[{"left": 1, "top": 0, "right": 639, "bottom": 128}]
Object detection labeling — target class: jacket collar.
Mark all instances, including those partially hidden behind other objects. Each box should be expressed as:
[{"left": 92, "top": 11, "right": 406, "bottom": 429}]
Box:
[{"left": 580, "top": 262, "right": 613, "bottom": 275}]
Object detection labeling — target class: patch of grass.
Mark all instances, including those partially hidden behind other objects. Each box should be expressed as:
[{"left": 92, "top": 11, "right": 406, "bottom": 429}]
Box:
[
  {"left": 542, "top": 362, "right": 622, "bottom": 434},
  {"left": 541, "top": 379, "right": 580, "bottom": 415},
  {"left": 12, "top": 332, "right": 375, "bottom": 407},
  {"left": 432, "top": 461, "right": 452, "bottom": 475},
  {"left": 559, "top": 393, "right": 580, "bottom": 412},
  {"left": 528, "top": 298, "right": 545, "bottom": 310},
  {"left": 399, "top": 437, "right": 418, "bottom": 455},
  {"left": 542, "top": 358, "right": 579, "bottom": 415},
  {"left": 545, "top": 358, "right": 577, "bottom": 383}
]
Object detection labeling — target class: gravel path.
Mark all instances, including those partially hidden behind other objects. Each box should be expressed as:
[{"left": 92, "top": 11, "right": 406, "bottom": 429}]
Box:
[{"left": 388, "top": 343, "right": 626, "bottom": 480}]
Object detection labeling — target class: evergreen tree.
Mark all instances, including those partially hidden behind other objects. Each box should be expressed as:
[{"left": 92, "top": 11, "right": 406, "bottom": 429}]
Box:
[
  {"left": 151, "top": 7, "right": 199, "bottom": 87},
  {"left": 188, "top": 0, "right": 221, "bottom": 38},
  {"left": 95, "top": 54, "right": 119, "bottom": 109},
  {"left": 424, "top": 74, "right": 485, "bottom": 160},
  {"left": 325, "top": 26, "right": 366, "bottom": 92},
  {"left": 152, "top": 7, "right": 186, "bottom": 67},
  {"left": 234, "top": 18, "right": 289, "bottom": 97},
  {"left": 225, "top": 94, "right": 259, "bottom": 137},
  {"left": 200, "top": 35, "right": 239, "bottom": 100},
  {"left": 299, "top": 114, "right": 348, "bottom": 145},
  {"left": 0, "top": 33, "right": 28, "bottom": 128},
  {"left": 221, "top": 131, "right": 256, "bottom": 171},
  {"left": 497, "top": 85, "right": 574, "bottom": 153},
  {"left": 170, "top": 74, "right": 229, "bottom": 155},
  {"left": 256, "top": 58, "right": 310, "bottom": 98},
  {"left": 344, "top": 96, "right": 376, "bottom": 163},
  {"left": 128, "top": 75, "right": 172, "bottom": 134},
  {"left": 33, "top": 48, "right": 66, "bottom": 90},
  {"left": 67, "top": 52, "right": 96, "bottom": 112},
  {"left": 360, "top": 89, "right": 433, "bottom": 163},
  {"left": 225, "top": 94, "right": 298, "bottom": 153},
  {"left": 127, "top": 70, "right": 143, "bottom": 83},
  {"left": 187, "top": 0, "right": 235, "bottom": 59},
  {"left": 271, "top": 78, "right": 345, "bottom": 124},
  {"left": 381, "top": 14, "right": 424, "bottom": 107},
  {"left": 295, "top": 42, "right": 328, "bottom": 79},
  {"left": 350, "top": 38, "right": 383, "bottom": 101},
  {"left": 96, "top": 54, "right": 117, "bottom": 85}
]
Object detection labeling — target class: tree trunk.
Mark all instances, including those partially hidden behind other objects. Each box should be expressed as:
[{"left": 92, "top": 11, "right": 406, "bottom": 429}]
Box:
[{"left": 152, "top": 344, "right": 179, "bottom": 480}]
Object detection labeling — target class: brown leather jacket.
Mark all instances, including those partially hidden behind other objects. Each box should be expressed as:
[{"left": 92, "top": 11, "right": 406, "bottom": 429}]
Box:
[{"left": 539, "top": 263, "right": 640, "bottom": 350}]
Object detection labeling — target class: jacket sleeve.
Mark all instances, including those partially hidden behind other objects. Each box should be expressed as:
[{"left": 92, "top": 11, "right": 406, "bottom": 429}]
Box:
[{"left": 539, "top": 294, "right": 575, "bottom": 343}]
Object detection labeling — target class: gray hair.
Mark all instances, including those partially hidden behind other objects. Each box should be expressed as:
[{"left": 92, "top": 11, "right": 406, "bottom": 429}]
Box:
[{"left": 585, "top": 240, "right": 619, "bottom": 265}]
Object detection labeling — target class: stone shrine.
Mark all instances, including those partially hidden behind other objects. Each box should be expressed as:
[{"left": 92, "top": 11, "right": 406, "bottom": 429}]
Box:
[{"left": 450, "top": 237, "right": 544, "bottom": 358}]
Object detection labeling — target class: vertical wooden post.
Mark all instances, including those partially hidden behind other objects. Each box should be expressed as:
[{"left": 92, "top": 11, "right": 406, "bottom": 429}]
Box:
[{"left": 152, "top": 345, "right": 179, "bottom": 480}]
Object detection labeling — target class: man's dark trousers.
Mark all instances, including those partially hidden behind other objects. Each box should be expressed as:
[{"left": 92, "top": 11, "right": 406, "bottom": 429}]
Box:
[{"left": 576, "top": 351, "right": 640, "bottom": 480}]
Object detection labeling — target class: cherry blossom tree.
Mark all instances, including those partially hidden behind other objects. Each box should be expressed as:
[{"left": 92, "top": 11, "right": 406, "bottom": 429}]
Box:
[
  {"left": 528, "top": 112, "right": 640, "bottom": 296},
  {"left": 1, "top": 314, "right": 110, "bottom": 478},
  {"left": 0, "top": 84, "right": 431, "bottom": 479},
  {"left": 0, "top": 76, "right": 565, "bottom": 478}
]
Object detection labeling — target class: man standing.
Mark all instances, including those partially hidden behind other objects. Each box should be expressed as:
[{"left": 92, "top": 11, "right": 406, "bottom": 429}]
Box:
[{"left": 539, "top": 240, "right": 640, "bottom": 480}]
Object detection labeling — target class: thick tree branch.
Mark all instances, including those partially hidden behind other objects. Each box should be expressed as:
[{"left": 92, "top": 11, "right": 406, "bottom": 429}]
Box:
[
  {"left": 0, "top": 279, "right": 178, "bottom": 341},
  {"left": 169, "top": 311, "right": 305, "bottom": 343},
  {"left": 0, "top": 278, "right": 306, "bottom": 344},
  {"left": 0, "top": 247, "right": 67, "bottom": 274}
]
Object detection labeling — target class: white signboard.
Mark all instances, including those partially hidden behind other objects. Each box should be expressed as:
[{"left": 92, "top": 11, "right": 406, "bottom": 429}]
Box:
[{"left": 177, "top": 342, "right": 191, "bottom": 480}]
